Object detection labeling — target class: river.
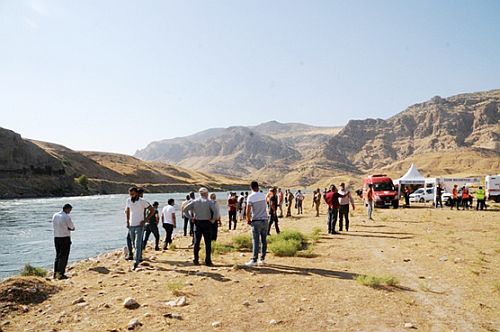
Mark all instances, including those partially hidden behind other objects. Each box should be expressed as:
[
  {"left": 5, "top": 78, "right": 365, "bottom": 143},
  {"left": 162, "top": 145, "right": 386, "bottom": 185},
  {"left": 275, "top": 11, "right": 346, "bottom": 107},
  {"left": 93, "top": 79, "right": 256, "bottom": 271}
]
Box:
[{"left": 0, "top": 192, "right": 236, "bottom": 279}]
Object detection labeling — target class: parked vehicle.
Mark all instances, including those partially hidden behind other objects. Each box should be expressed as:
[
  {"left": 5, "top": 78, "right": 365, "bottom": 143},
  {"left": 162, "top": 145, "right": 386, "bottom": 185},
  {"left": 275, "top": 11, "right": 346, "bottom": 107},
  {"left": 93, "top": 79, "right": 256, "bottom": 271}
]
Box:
[
  {"left": 363, "top": 175, "right": 399, "bottom": 208},
  {"left": 409, "top": 188, "right": 434, "bottom": 203},
  {"left": 485, "top": 175, "right": 500, "bottom": 203}
]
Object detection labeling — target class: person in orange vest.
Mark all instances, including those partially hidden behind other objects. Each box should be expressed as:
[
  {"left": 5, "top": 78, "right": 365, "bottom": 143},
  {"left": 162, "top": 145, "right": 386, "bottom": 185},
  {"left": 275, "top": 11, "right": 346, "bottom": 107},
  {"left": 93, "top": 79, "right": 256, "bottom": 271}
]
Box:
[
  {"left": 451, "top": 185, "right": 459, "bottom": 210},
  {"left": 461, "top": 186, "right": 470, "bottom": 210}
]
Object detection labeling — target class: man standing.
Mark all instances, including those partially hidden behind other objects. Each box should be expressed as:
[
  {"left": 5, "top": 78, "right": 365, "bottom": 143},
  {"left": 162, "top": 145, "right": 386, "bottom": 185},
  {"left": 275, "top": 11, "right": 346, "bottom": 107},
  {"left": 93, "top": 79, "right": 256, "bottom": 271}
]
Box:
[
  {"left": 366, "top": 184, "right": 375, "bottom": 221},
  {"left": 277, "top": 188, "right": 284, "bottom": 218},
  {"left": 404, "top": 187, "right": 411, "bottom": 208},
  {"left": 210, "top": 193, "right": 221, "bottom": 241},
  {"left": 338, "top": 183, "right": 355, "bottom": 232},
  {"left": 461, "top": 186, "right": 470, "bottom": 210},
  {"left": 323, "top": 185, "right": 343, "bottom": 234},
  {"left": 125, "top": 187, "right": 154, "bottom": 270},
  {"left": 245, "top": 181, "right": 269, "bottom": 267},
  {"left": 295, "top": 190, "right": 304, "bottom": 215},
  {"left": 451, "top": 185, "right": 459, "bottom": 210},
  {"left": 312, "top": 189, "right": 322, "bottom": 217},
  {"left": 435, "top": 184, "right": 443, "bottom": 208},
  {"left": 227, "top": 192, "right": 238, "bottom": 230},
  {"left": 143, "top": 201, "right": 160, "bottom": 251},
  {"left": 476, "top": 186, "right": 486, "bottom": 210},
  {"left": 183, "top": 188, "right": 216, "bottom": 266},
  {"left": 52, "top": 204, "right": 75, "bottom": 279},
  {"left": 161, "top": 199, "right": 176, "bottom": 250},
  {"left": 181, "top": 195, "right": 192, "bottom": 237},
  {"left": 267, "top": 187, "right": 280, "bottom": 235}
]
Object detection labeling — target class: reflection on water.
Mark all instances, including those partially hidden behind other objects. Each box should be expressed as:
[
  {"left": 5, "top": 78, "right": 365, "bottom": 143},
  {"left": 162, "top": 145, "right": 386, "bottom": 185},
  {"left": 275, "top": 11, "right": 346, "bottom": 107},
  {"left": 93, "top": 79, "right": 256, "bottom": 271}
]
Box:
[{"left": 0, "top": 192, "right": 233, "bottom": 279}]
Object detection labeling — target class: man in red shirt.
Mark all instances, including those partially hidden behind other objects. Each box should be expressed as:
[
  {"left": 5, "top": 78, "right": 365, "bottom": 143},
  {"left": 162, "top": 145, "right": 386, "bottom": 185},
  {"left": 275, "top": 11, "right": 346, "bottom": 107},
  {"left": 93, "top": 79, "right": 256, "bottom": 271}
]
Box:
[
  {"left": 323, "top": 185, "right": 345, "bottom": 234},
  {"left": 227, "top": 193, "right": 238, "bottom": 230}
]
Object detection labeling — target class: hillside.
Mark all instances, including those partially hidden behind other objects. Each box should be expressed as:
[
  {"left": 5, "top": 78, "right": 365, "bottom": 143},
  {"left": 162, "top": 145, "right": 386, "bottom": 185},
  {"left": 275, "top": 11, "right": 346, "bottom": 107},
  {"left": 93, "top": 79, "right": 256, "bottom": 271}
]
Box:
[
  {"left": 0, "top": 128, "right": 246, "bottom": 198},
  {"left": 135, "top": 90, "right": 500, "bottom": 187}
]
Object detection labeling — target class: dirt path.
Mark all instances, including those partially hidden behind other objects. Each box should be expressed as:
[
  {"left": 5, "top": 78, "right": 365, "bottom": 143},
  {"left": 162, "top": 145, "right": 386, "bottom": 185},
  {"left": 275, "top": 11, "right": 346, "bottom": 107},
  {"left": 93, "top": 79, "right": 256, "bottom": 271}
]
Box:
[{"left": 1, "top": 203, "right": 499, "bottom": 331}]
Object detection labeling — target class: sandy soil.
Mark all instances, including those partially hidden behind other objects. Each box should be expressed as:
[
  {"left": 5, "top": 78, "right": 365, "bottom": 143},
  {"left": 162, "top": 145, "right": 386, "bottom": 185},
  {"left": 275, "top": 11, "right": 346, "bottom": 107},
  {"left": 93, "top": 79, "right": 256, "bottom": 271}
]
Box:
[{"left": 1, "top": 201, "right": 499, "bottom": 332}]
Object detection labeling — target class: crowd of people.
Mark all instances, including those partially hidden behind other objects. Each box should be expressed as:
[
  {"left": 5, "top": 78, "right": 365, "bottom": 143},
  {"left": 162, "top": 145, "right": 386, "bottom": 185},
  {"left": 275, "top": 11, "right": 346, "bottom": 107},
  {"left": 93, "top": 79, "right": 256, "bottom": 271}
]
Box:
[{"left": 49, "top": 180, "right": 489, "bottom": 279}]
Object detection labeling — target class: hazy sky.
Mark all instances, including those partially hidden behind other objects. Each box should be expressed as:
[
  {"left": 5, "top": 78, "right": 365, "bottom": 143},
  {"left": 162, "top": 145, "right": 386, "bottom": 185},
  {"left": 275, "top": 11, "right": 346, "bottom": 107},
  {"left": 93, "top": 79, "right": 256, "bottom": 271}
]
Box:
[{"left": 1, "top": 0, "right": 499, "bottom": 155}]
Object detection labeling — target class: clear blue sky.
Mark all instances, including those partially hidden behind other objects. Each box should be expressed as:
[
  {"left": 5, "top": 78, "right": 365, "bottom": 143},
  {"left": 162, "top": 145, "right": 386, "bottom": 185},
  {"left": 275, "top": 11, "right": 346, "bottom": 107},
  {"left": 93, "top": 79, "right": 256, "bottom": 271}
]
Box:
[{"left": 1, "top": 0, "right": 499, "bottom": 155}]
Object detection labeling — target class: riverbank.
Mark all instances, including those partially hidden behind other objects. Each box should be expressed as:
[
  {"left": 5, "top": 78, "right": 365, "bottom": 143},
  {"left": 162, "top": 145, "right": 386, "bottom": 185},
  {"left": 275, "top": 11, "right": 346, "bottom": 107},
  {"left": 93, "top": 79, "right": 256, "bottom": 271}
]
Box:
[{"left": 1, "top": 203, "right": 499, "bottom": 331}]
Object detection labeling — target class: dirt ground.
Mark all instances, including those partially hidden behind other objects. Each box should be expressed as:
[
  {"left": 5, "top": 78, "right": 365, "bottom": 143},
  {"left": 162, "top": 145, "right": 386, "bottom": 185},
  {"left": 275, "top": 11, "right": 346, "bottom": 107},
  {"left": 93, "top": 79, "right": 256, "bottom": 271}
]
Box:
[{"left": 1, "top": 200, "right": 499, "bottom": 332}]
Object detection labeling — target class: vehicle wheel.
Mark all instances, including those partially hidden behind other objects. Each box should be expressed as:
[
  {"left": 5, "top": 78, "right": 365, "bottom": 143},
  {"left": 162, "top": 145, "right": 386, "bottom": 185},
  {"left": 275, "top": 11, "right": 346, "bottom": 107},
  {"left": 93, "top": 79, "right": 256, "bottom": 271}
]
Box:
[
  {"left": 445, "top": 198, "right": 451, "bottom": 206},
  {"left": 419, "top": 197, "right": 425, "bottom": 203},
  {"left": 392, "top": 200, "right": 399, "bottom": 209},
  {"left": 495, "top": 196, "right": 500, "bottom": 203}
]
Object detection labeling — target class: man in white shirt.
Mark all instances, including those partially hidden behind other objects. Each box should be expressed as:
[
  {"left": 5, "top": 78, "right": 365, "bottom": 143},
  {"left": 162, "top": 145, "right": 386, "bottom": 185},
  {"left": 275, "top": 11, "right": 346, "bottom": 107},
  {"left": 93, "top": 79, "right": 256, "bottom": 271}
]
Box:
[
  {"left": 338, "top": 183, "right": 355, "bottom": 232},
  {"left": 52, "top": 204, "right": 75, "bottom": 279},
  {"left": 125, "top": 187, "right": 154, "bottom": 270},
  {"left": 161, "top": 198, "right": 176, "bottom": 250},
  {"left": 245, "top": 181, "right": 269, "bottom": 267}
]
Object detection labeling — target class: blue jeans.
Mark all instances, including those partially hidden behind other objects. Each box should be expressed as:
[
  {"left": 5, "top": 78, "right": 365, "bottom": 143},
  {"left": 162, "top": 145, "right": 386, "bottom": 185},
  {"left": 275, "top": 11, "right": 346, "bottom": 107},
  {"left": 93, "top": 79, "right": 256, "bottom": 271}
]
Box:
[
  {"left": 129, "top": 226, "right": 144, "bottom": 264},
  {"left": 251, "top": 220, "right": 268, "bottom": 262},
  {"left": 327, "top": 207, "right": 338, "bottom": 233}
]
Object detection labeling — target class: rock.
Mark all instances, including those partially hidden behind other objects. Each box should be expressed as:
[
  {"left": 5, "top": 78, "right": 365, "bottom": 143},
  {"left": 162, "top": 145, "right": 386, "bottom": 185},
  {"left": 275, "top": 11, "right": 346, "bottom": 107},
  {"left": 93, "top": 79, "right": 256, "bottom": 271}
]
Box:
[
  {"left": 403, "top": 258, "right": 411, "bottom": 262},
  {"left": 256, "top": 299, "right": 264, "bottom": 303},
  {"left": 123, "top": 297, "right": 140, "bottom": 309},
  {"left": 439, "top": 256, "right": 448, "bottom": 262},
  {"left": 72, "top": 297, "right": 85, "bottom": 305},
  {"left": 239, "top": 253, "right": 245, "bottom": 257},
  {"left": 21, "top": 305, "right": 29, "bottom": 313},
  {"left": 127, "top": 318, "right": 141, "bottom": 330},
  {"left": 76, "top": 303, "right": 88, "bottom": 308},
  {"left": 164, "top": 312, "right": 183, "bottom": 320},
  {"left": 404, "top": 322, "right": 415, "bottom": 329},
  {"left": 165, "top": 296, "right": 187, "bottom": 307},
  {"left": 211, "top": 321, "right": 222, "bottom": 328},
  {"left": 269, "top": 319, "right": 281, "bottom": 325},
  {"left": 185, "top": 281, "right": 193, "bottom": 286},
  {"left": 454, "top": 258, "right": 462, "bottom": 263},
  {"left": 242, "top": 300, "right": 250, "bottom": 307}
]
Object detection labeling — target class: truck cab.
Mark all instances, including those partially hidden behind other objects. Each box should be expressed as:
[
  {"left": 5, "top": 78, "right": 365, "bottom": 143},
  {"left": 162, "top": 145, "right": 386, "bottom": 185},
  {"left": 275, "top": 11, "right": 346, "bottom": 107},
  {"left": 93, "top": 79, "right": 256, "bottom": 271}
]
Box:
[
  {"left": 363, "top": 175, "right": 399, "bottom": 208},
  {"left": 486, "top": 175, "right": 500, "bottom": 203}
]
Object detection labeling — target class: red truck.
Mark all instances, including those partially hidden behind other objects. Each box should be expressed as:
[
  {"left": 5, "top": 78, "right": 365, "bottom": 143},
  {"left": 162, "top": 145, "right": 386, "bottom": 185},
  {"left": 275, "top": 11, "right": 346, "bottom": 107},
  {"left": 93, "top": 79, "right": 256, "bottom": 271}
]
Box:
[{"left": 363, "top": 175, "right": 399, "bottom": 208}]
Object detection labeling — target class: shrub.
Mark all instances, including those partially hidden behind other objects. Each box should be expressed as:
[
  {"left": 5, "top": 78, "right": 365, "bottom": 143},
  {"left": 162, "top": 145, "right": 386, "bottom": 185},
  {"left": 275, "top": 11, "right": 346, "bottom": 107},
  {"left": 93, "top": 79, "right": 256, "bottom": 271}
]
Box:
[
  {"left": 20, "top": 264, "right": 47, "bottom": 277},
  {"left": 211, "top": 241, "right": 234, "bottom": 255},
  {"left": 76, "top": 175, "right": 88, "bottom": 188},
  {"left": 232, "top": 234, "right": 253, "bottom": 250},
  {"left": 296, "top": 246, "right": 317, "bottom": 258},
  {"left": 309, "top": 227, "right": 322, "bottom": 242},
  {"left": 269, "top": 238, "right": 302, "bottom": 256},
  {"left": 356, "top": 274, "right": 399, "bottom": 288}
]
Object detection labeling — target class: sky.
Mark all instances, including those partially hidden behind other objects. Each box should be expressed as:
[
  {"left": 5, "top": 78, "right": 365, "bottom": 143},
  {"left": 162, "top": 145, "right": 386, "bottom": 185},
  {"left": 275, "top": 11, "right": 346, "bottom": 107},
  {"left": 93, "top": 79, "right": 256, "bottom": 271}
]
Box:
[{"left": 0, "top": 0, "right": 499, "bottom": 155}]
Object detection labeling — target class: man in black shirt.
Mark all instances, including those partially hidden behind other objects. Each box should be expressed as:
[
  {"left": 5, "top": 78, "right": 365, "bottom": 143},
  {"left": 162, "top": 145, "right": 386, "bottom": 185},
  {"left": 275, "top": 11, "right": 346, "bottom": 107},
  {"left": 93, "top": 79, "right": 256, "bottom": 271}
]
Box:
[{"left": 267, "top": 187, "right": 280, "bottom": 235}]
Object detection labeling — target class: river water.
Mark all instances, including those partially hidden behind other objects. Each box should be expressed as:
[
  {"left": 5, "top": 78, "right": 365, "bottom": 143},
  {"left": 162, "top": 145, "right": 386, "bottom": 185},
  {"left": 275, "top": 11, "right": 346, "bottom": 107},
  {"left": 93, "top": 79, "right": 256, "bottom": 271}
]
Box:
[{"left": 0, "top": 192, "right": 235, "bottom": 279}]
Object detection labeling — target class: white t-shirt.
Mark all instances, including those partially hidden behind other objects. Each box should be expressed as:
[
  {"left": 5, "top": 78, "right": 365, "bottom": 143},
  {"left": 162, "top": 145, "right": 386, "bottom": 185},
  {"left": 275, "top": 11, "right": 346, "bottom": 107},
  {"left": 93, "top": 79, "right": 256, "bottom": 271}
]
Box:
[
  {"left": 162, "top": 205, "right": 176, "bottom": 225},
  {"left": 126, "top": 197, "right": 150, "bottom": 227},
  {"left": 247, "top": 191, "right": 268, "bottom": 221},
  {"left": 52, "top": 211, "right": 75, "bottom": 237}
]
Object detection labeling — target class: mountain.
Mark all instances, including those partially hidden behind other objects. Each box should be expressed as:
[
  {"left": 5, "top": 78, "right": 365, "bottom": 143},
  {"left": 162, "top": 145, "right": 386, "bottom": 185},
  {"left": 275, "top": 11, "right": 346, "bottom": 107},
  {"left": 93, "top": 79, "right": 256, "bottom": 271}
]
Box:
[
  {"left": 0, "top": 128, "right": 245, "bottom": 198},
  {"left": 136, "top": 90, "right": 499, "bottom": 187}
]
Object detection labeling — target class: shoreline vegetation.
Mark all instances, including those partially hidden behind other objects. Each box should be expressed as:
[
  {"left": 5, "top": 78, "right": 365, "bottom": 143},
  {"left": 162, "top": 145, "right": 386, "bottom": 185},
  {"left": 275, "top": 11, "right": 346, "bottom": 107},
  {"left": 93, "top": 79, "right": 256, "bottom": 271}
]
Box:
[{"left": 1, "top": 201, "right": 498, "bottom": 331}]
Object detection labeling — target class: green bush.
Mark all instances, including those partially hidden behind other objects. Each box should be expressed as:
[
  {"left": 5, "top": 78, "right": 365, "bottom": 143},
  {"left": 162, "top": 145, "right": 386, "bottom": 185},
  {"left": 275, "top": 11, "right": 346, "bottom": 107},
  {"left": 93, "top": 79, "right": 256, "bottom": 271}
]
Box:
[
  {"left": 309, "top": 227, "right": 322, "bottom": 242},
  {"left": 269, "top": 239, "right": 302, "bottom": 256},
  {"left": 211, "top": 241, "right": 234, "bottom": 255},
  {"left": 232, "top": 234, "right": 253, "bottom": 250},
  {"left": 20, "top": 264, "right": 48, "bottom": 277},
  {"left": 356, "top": 274, "right": 400, "bottom": 288},
  {"left": 76, "top": 175, "right": 88, "bottom": 188}
]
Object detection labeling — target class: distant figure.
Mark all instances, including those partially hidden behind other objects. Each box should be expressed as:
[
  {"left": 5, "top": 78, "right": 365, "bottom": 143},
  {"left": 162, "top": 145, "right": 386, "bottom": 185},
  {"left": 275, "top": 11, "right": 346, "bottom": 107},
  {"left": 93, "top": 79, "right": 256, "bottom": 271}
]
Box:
[
  {"left": 210, "top": 193, "right": 221, "bottom": 241},
  {"left": 245, "top": 181, "right": 269, "bottom": 267},
  {"left": 181, "top": 195, "right": 193, "bottom": 237},
  {"left": 227, "top": 192, "right": 238, "bottom": 230},
  {"left": 461, "top": 186, "right": 469, "bottom": 210},
  {"left": 267, "top": 187, "right": 280, "bottom": 235},
  {"left": 323, "top": 185, "right": 345, "bottom": 234},
  {"left": 365, "top": 184, "right": 375, "bottom": 221},
  {"left": 435, "top": 184, "right": 443, "bottom": 208},
  {"left": 143, "top": 201, "right": 160, "bottom": 251},
  {"left": 125, "top": 187, "right": 154, "bottom": 270},
  {"left": 161, "top": 199, "right": 176, "bottom": 250},
  {"left": 183, "top": 187, "right": 216, "bottom": 266},
  {"left": 404, "top": 187, "right": 411, "bottom": 207},
  {"left": 238, "top": 192, "right": 245, "bottom": 221},
  {"left": 286, "top": 190, "right": 294, "bottom": 217},
  {"left": 451, "top": 185, "right": 459, "bottom": 210},
  {"left": 52, "top": 203, "right": 75, "bottom": 279},
  {"left": 277, "top": 188, "right": 284, "bottom": 218},
  {"left": 312, "top": 189, "right": 322, "bottom": 217},
  {"left": 295, "top": 190, "right": 304, "bottom": 214},
  {"left": 338, "top": 183, "right": 355, "bottom": 232},
  {"left": 476, "top": 186, "right": 486, "bottom": 210}
]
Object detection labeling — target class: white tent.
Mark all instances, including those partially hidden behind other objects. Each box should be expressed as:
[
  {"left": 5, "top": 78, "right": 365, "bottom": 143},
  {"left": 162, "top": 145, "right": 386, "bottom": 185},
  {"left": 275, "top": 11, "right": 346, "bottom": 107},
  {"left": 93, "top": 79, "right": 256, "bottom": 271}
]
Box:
[{"left": 395, "top": 163, "right": 426, "bottom": 198}]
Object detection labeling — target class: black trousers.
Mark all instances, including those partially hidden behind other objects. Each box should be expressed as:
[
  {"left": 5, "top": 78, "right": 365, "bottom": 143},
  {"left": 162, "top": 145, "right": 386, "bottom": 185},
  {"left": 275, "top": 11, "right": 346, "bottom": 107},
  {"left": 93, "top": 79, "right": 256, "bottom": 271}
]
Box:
[
  {"left": 476, "top": 199, "right": 486, "bottom": 210},
  {"left": 435, "top": 196, "right": 443, "bottom": 208},
  {"left": 339, "top": 205, "right": 350, "bottom": 231},
  {"left": 143, "top": 222, "right": 160, "bottom": 249},
  {"left": 328, "top": 207, "right": 338, "bottom": 233},
  {"left": 404, "top": 195, "right": 410, "bottom": 207},
  {"left": 163, "top": 223, "right": 174, "bottom": 248},
  {"left": 211, "top": 222, "right": 219, "bottom": 241},
  {"left": 193, "top": 220, "right": 212, "bottom": 264},
  {"left": 268, "top": 213, "right": 280, "bottom": 235},
  {"left": 228, "top": 211, "right": 237, "bottom": 229},
  {"left": 183, "top": 217, "right": 193, "bottom": 236},
  {"left": 54, "top": 237, "right": 71, "bottom": 278}
]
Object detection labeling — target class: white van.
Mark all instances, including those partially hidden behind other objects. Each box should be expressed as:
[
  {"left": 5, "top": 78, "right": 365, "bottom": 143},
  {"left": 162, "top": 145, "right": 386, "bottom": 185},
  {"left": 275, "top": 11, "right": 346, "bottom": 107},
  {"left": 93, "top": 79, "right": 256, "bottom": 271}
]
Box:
[
  {"left": 486, "top": 175, "right": 500, "bottom": 202},
  {"left": 409, "top": 188, "right": 434, "bottom": 203}
]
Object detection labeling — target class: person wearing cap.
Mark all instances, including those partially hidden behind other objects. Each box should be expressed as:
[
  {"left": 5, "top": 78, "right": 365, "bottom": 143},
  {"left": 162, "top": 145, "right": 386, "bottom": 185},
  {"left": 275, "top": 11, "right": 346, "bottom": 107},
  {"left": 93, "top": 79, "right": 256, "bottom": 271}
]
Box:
[
  {"left": 182, "top": 187, "right": 216, "bottom": 266},
  {"left": 143, "top": 201, "right": 160, "bottom": 251},
  {"left": 52, "top": 203, "right": 75, "bottom": 279}
]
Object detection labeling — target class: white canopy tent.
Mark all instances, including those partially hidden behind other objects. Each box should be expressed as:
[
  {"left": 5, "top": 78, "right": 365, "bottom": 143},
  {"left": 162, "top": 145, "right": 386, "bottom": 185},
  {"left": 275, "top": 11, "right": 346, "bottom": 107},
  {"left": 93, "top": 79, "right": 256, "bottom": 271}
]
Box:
[{"left": 394, "top": 163, "right": 427, "bottom": 198}]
